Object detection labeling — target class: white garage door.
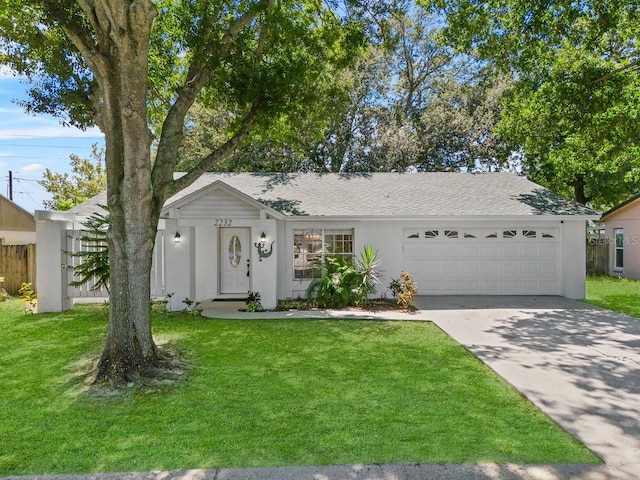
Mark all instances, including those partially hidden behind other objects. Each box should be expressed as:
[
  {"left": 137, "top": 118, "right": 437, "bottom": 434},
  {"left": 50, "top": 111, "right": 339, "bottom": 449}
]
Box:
[{"left": 402, "top": 227, "right": 560, "bottom": 295}]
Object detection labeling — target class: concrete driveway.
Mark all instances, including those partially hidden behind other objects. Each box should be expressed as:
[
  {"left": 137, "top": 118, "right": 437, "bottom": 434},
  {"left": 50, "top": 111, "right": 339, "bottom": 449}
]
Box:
[{"left": 416, "top": 296, "right": 640, "bottom": 480}]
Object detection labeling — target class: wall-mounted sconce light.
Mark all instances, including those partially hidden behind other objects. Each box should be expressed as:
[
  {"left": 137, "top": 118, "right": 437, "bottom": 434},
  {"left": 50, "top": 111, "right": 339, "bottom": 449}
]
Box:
[
  {"left": 174, "top": 231, "right": 181, "bottom": 243},
  {"left": 254, "top": 231, "right": 274, "bottom": 261}
]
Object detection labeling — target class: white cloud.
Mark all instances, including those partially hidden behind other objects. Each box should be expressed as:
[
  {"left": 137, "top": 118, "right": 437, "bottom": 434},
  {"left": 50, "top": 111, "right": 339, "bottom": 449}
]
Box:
[
  {"left": 0, "top": 126, "right": 103, "bottom": 140},
  {"left": 0, "top": 107, "right": 21, "bottom": 114},
  {"left": 0, "top": 66, "right": 21, "bottom": 80},
  {"left": 18, "top": 163, "right": 45, "bottom": 174}
]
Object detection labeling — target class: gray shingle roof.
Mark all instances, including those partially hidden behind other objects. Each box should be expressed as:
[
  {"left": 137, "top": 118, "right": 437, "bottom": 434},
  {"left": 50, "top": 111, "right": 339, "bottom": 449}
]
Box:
[
  {"left": 166, "top": 172, "right": 598, "bottom": 217},
  {"left": 67, "top": 172, "right": 598, "bottom": 221}
]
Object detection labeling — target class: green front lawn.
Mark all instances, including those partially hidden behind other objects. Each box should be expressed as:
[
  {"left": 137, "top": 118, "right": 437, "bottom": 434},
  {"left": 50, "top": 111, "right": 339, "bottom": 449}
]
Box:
[
  {"left": 585, "top": 276, "right": 640, "bottom": 319},
  {"left": 0, "top": 300, "right": 598, "bottom": 475}
]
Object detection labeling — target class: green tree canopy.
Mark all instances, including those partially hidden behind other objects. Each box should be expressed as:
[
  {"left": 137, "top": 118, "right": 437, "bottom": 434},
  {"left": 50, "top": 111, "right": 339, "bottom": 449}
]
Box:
[
  {"left": 181, "top": 3, "right": 513, "bottom": 174},
  {"left": 427, "top": 0, "right": 640, "bottom": 207},
  {"left": 39, "top": 144, "right": 106, "bottom": 210}
]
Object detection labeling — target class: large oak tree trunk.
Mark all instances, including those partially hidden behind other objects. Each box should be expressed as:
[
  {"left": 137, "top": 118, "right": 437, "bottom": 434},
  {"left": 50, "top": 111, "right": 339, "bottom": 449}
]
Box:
[
  {"left": 572, "top": 175, "right": 590, "bottom": 205},
  {"left": 91, "top": 0, "right": 162, "bottom": 387},
  {"left": 96, "top": 211, "right": 158, "bottom": 386}
]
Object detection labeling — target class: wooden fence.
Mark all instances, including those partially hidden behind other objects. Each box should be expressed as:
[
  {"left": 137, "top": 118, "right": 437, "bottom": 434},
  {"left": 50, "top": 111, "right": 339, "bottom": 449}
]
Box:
[
  {"left": 0, "top": 244, "right": 36, "bottom": 295},
  {"left": 586, "top": 238, "right": 609, "bottom": 275}
]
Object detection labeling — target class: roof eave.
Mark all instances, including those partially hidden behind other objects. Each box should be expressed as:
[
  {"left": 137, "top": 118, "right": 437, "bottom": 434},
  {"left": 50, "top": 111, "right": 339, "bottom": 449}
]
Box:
[
  {"left": 601, "top": 193, "right": 640, "bottom": 221},
  {"left": 283, "top": 214, "right": 601, "bottom": 221}
]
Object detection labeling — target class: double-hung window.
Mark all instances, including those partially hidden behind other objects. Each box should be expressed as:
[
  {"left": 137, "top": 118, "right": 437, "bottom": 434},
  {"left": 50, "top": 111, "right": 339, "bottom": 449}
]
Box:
[
  {"left": 614, "top": 228, "right": 624, "bottom": 270},
  {"left": 293, "top": 229, "right": 354, "bottom": 280}
]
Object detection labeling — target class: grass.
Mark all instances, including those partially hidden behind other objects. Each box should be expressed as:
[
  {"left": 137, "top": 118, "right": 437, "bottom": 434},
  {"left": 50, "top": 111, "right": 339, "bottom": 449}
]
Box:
[
  {"left": 585, "top": 275, "right": 640, "bottom": 319},
  {"left": 0, "top": 300, "right": 598, "bottom": 475}
]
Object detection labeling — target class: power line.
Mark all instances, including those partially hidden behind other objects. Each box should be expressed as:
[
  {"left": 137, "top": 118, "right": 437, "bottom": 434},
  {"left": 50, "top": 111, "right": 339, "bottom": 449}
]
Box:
[
  {"left": 0, "top": 155, "right": 77, "bottom": 160},
  {"left": 14, "top": 177, "right": 47, "bottom": 190},
  {"left": 15, "top": 188, "right": 41, "bottom": 209},
  {"left": 0, "top": 143, "right": 95, "bottom": 149},
  {"left": 0, "top": 134, "right": 103, "bottom": 139}
]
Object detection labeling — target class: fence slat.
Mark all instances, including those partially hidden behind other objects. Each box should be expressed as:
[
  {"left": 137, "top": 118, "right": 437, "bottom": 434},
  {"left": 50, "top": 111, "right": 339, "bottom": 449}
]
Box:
[
  {"left": 586, "top": 239, "right": 609, "bottom": 275},
  {"left": 0, "top": 244, "right": 36, "bottom": 295}
]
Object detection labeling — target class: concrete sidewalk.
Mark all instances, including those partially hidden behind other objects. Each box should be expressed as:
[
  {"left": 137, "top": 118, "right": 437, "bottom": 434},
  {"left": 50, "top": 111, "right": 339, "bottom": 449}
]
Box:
[{"left": 11, "top": 463, "right": 614, "bottom": 480}]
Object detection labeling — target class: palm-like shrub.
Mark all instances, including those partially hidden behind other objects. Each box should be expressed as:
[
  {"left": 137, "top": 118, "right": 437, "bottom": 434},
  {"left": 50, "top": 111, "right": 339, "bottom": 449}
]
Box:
[
  {"left": 307, "top": 245, "right": 381, "bottom": 308},
  {"left": 66, "top": 209, "right": 110, "bottom": 293},
  {"left": 355, "top": 245, "right": 381, "bottom": 305}
]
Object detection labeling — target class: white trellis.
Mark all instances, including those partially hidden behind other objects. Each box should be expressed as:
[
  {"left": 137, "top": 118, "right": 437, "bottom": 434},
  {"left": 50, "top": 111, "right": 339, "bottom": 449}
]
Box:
[{"left": 64, "top": 230, "right": 166, "bottom": 300}]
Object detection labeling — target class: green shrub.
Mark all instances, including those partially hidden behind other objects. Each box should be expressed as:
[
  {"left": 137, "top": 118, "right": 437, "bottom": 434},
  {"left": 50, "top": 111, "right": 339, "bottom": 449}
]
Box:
[
  {"left": 246, "top": 291, "right": 264, "bottom": 312},
  {"left": 389, "top": 271, "right": 418, "bottom": 310},
  {"left": 355, "top": 245, "right": 381, "bottom": 306},
  {"left": 18, "top": 282, "right": 37, "bottom": 314},
  {"left": 307, "top": 245, "right": 381, "bottom": 309},
  {"left": 307, "top": 256, "right": 360, "bottom": 308}
]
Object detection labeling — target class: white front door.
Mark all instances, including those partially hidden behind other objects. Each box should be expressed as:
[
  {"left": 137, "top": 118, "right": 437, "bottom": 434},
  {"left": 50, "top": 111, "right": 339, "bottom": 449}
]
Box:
[{"left": 220, "top": 227, "right": 251, "bottom": 294}]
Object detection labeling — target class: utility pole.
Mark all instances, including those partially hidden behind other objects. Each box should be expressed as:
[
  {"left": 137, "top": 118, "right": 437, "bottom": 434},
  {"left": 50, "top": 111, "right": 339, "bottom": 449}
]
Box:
[{"left": 8, "top": 170, "right": 13, "bottom": 201}]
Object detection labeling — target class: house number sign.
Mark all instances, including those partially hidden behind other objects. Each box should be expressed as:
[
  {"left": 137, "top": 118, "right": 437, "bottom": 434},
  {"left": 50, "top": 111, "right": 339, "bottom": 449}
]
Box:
[{"left": 214, "top": 218, "right": 233, "bottom": 226}]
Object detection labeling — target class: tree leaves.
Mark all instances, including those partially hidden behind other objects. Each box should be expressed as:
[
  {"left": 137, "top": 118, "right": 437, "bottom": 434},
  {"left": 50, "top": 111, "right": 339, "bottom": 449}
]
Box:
[
  {"left": 428, "top": 0, "right": 640, "bottom": 207},
  {"left": 39, "top": 144, "right": 106, "bottom": 210}
]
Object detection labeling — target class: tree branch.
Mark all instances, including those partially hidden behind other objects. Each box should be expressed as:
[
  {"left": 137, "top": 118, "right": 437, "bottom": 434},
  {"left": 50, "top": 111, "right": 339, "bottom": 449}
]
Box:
[
  {"left": 168, "top": 105, "right": 260, "bottom": 197},
  {"left": 151, "top": 1, "right": 270, "bottom": 197},
  {"left": 590, "top": 59, "right": 640, "bottom": 86}
]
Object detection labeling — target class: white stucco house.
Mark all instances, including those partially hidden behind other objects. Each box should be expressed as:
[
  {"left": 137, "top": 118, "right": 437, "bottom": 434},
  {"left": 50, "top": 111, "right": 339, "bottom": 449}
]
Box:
[{"left": 35, "top": 172, "right": 598, "bottom": 312}]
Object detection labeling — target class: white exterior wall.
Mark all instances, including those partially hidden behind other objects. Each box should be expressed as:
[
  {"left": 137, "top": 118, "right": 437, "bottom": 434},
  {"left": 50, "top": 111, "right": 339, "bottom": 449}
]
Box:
[
  {"left": 358, "top": 220, "right": 403, "bottom": 298},
  {"left": 164, "top": 221, "right": 196, "bottom": 311},
  {"left": 37, "top": 184, "right": 592, "bottom": 311},
  {"left": 163, "top": 219, "right": 279, "bottom": 311},
  {"left": 277, "top": 217, "right": 589, "bottom": 301},
  {"left": 250, "top": 221, "right": 278, "bottom": 309},
  {"left": 35, "top": 211, "right": 74, "bottom": 312},
  {"left": 560, "top": 219, "right": 587, "bottom": 299},
  {"left": 194, "top": 226, "right": 217, "bottom": 302}
]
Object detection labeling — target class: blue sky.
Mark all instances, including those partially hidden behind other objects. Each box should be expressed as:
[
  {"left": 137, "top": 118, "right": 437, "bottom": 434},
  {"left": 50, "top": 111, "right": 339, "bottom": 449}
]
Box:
[{"left": 0, "top": 69, "right": 104, "bottom": 213}]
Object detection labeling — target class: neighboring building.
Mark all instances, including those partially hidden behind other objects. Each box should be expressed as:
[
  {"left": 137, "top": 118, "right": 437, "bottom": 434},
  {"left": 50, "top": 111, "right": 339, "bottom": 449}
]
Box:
[
  {"left": 36, "top": 172, "right": 599, "bottom": 312},
  {"left": 0, "top": 194, "right": 36, "bottom": 245},
  {"left": 601, "top": 193, "right": 640, "bottom": 279}
]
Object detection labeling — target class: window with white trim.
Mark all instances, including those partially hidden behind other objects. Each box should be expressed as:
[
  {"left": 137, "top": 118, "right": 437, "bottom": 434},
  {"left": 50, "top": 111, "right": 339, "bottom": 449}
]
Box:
[
  {"left": 293, "top": 229, "right": 354, "bottom": 280},
  {"left": 615, "top": 228, "right": 624, "bottom": 269}
]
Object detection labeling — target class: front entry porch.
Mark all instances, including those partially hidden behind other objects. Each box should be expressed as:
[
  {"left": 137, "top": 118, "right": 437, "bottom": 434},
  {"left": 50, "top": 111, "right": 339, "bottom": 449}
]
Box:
[{"left": 163, "top": 220, "right": 278, "bottom": 311}]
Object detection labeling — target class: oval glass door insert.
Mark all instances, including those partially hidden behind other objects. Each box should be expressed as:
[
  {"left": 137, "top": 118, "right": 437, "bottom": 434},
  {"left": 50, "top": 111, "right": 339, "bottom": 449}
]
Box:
[{"left": 229, "top": 235, "right": 242, "bottom": 267}]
